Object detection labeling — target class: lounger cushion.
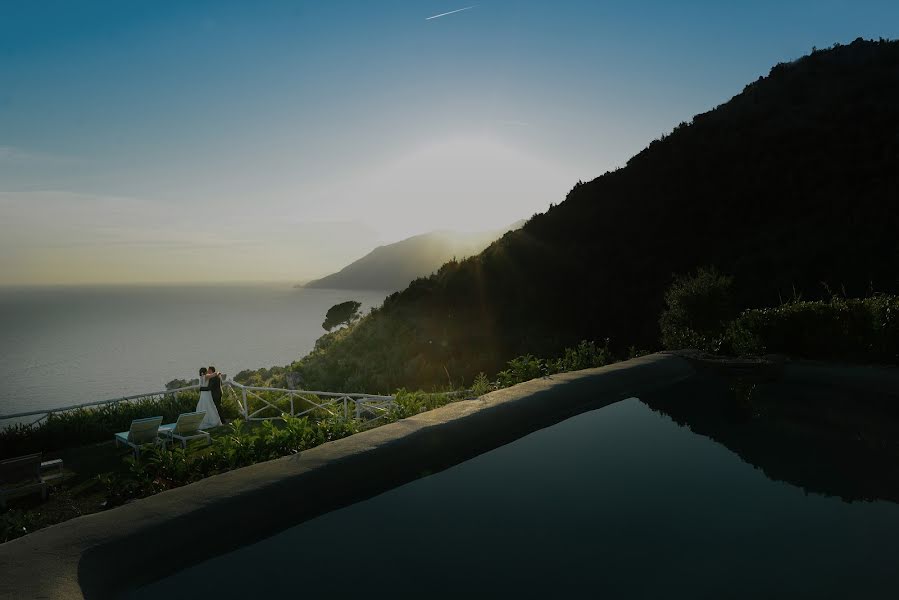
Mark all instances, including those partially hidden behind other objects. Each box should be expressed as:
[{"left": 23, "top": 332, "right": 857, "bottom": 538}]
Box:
[{"left": 160, "top": 411, "right": 206, "bottom": 436}]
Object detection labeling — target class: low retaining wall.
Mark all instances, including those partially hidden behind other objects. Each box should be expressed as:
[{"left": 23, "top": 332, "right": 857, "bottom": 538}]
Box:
[{"left": 0, "top": 354, "right": 696, "bottom": 599}]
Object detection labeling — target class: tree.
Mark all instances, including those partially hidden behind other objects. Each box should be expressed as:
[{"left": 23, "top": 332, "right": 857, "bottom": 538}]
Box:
[
  {"left": 165, "top": 377, "right": 198, "bottom": 390},
  {"left": 322, "top": 301, "right": 361, "bottom": 331}
]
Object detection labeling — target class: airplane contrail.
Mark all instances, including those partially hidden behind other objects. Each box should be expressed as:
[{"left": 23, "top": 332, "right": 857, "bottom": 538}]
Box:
[{"left": 426, "top": 5, "right": 476, "bottom": 20}]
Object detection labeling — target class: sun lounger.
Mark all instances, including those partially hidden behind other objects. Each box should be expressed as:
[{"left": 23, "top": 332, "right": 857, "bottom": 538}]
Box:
[
  {"left": 40, "top": 458, "right": 65, "bottom": 482},
  {"left": 0, "top": 453, "right": 48, "bottom": 509},
  {"left": 114, "top": 416, "right": 165, "bottom": 458},
  {"left": 159, "top": 411, "right": 210, "bottom": 448}
]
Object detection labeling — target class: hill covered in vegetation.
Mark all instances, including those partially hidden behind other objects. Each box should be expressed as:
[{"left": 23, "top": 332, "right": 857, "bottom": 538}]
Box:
[
  {"left": 303, "top": 224, "right": 522, "bottom": 292},
  {"left": 288, "top": 38, "right": 899, "bottom": 393}
]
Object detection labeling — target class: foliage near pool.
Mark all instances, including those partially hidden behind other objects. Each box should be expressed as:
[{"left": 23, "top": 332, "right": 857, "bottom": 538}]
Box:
[
  {"left": 660, "top": 268, "right": 899, "bottom": 364},
  {"left": 0, "top": 392, "right": 242, "bottom": 458},
  {"left": 0, "top": 341, "right": 627, "bottom": 543}
]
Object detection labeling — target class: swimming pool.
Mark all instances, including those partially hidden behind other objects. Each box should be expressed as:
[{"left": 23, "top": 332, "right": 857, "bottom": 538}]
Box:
[{"left": 129, "top": 394, "right": 899, "bottom": 599}]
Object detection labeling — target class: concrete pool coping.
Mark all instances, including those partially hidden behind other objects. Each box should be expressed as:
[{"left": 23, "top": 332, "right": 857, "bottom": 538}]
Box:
[
  {"left": 0, "top": 353, "right": 695, "bottom": 599},
  {"left": 1, "top": 352, "right": 897, "bottom": 599}
]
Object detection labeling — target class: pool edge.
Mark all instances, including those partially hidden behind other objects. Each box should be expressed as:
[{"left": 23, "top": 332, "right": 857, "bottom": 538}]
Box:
[{"left": 0, "top": 353, "right": 695, "bottom": 600}]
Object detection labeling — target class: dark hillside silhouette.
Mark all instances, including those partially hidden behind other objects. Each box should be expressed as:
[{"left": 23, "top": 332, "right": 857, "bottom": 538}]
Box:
[
  {"left": 304, "top": 225, "right": 522, "bottom": 292},
  {"left": 292, "top": 38, "right": 899, "bottom": 392}
]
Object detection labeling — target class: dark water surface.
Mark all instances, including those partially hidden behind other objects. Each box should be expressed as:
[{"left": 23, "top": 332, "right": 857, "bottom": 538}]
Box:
[
  {"left": 131, "top": 397, "right": 899, "bottom": 599},
  {"left": 0, "top": 284, "right": 388, "bottom": 416}
]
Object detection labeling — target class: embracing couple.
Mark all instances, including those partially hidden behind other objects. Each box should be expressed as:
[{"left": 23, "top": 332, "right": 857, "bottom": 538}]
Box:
[{"left": 197, "top": 366, "right": 226, "bottom": 429}]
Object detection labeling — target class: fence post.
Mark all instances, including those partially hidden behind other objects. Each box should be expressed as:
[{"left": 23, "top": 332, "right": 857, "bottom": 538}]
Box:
[
  {"left": 355, "top": 397, "right": 361, "bottom": 420},
  {"left": 343, "top": 397, "right": 348, "bottom": 420},
  {"left": 173, "top": 391, "right": 179, "bottom": 403},
  {"left": 242, "top": 388, "right": 249, "bottom": 419}
]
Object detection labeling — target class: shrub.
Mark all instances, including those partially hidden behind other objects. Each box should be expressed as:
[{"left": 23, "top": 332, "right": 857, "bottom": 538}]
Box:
[
  {"left": 97, "top": 412, "right": 366, "bottom": 507},
  {"left": 494, "top": 340, "right": 613, "bottom": 387},
  {"left": 0, "top": 391, "right": 242, "bottom": 457},
  {"left": 165, "top": 378, "right": 198, "bottom": 390},
  {"left": 470, "top": 372, "right": 494, "bottom": 397},
  {"left": 627, "top": 345, "right": 651, "bottom": 359},
  {"left": 546, "top": 339, "right": 612, "bottom": 374},
  {"left": 0, "top": 509, "right": 40, "bottom": 543},
  {"left": 659, "top": 268, "right": 899, "bottom": 364},
  {"left": 257, "top": 416, "right": 316, "bottom": 457},
  {"left": 387, "top": 390, "right": 455, "bottom": 420},
  {"left": 496, "top": 355, "right": 544, "bottom": 387},
  {"left": 727, "top": 295, "right": 899, "bottom": 363},
  {"left": 660, "top": 267, "right": 737, "bottom": 352}
]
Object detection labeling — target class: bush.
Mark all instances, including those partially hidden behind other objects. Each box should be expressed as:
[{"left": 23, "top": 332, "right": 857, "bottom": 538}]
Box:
[
  {"left": 0, "top": 509, "right": 40, "bottom": 543},
  {"left": 546, "top": 339, "right": 612, "bottom": 374},
  {"left": 387, "top": 390, "right": 455, "bottom": 420},
  {"left": 494, "top": 340, "right": 613, "bottom": 388},
  {"left": 165, "top": 378, "right": 198, "bottom": 390},
  {"left": 727, "top": 295, "right": 899, "bottom": 363},
  {"left": 0, "top": 391, "right": 242, "bottom": 457},
  {"left": 470, "top": 372, "right": 494, "bottom": 397},
  {"left": 659, "top": 267, "right": 899, "bottom": 364},
  {"left": 496, "top": 355, "right": 545, "bottom": 387},
  {"left": 234, "top": 365, "right": 289, "bottom": 387},
  {"left": 660, "top": 267, "right": 737, "bottom": 353},
  {"left": 98, "top": 412, "right": 363, "bottom": 507},
  {"left": 257, "top": 416, "right": 317, "bottom": 458}
]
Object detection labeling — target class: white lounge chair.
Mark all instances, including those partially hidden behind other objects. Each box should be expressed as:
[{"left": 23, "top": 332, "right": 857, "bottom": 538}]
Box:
[
  {"left": 0, "top": 453, "right": 48, "bottom": 509},
  {"left": 40, "top": 458, "right": 65, "bottom": 482},
  {"left": 114, "top": 416, "right": 165, "bottom": 457},
  {"left": 159, "top": 411, "right": 210, "bottom": 448}
]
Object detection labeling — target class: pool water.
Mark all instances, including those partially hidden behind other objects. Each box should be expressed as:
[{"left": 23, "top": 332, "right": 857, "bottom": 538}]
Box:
[{"left": 130, "top": 397, "right": 899, "bottom": 599}]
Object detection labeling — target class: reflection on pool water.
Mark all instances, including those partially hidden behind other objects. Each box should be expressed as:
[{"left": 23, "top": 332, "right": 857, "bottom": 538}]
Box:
[{"left": 130, "top": 397, "right": 899, "bottom": 599}]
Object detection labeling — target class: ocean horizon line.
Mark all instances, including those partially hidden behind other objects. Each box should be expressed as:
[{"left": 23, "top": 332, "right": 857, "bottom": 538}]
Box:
[{"left": 0, "top": 279, "right": 334, "bottom": 290}]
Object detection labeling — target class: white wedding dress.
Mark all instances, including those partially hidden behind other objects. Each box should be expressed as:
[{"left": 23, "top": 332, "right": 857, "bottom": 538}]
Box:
[{"left": 196, "top": 375, "right": 223, "bottom": 429}]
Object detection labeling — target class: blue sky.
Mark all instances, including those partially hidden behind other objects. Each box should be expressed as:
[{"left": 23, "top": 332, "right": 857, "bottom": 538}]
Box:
[{"left": 2, "top": 1, "right": 898, "bottom": 284}]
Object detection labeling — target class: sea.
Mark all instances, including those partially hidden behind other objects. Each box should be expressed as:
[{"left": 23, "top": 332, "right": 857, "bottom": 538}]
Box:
[{"left": 0, "top": 284, "right": 389, "bottom": 419}]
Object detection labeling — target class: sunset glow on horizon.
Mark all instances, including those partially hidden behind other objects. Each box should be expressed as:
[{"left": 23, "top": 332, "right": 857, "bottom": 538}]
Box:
[{"left": 3, "top": 0, "right": 898, "bottom": 285}]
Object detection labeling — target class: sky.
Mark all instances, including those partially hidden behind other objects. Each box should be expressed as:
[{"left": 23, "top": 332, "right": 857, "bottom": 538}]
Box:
[{"left": 2, "top": 0, "right": 899, "bottom": 285}]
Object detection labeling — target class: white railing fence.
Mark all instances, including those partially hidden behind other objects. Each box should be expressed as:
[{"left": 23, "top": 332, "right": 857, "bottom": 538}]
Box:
[
  {"left": 0, "top": 381, "right": 395, "bottom": 429},
  {"left": 0, "top": 385, "right": 203, "bottom": 428},
  {"left": 226, "top": 381, "right": 395, "bottom": 424}
]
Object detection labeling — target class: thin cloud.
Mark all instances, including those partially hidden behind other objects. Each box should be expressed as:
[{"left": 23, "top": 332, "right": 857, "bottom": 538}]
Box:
[
  {"left": 0, "top": 145, "right": 78, "bottom": 165},
  {"left": 425, "top": 6, "right": 476, "bottom": 20},
  {"left": 0, "top": 146, "right": 38, "bottom": 161}
]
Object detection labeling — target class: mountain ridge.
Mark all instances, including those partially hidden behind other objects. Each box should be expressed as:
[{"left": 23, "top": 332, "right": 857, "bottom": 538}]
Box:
[{"left": 303, "top": 223, "right": 524, "bottom": 291}]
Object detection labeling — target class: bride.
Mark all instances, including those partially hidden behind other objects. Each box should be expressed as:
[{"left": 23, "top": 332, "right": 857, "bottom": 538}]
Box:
[{"left": 196, "top": 367, "right": 223, "bottom": 429}]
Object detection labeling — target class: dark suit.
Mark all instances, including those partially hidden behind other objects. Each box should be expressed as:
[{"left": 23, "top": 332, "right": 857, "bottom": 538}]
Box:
[{"left": 209, "top": 374, "right": 223, "bottom": 413}]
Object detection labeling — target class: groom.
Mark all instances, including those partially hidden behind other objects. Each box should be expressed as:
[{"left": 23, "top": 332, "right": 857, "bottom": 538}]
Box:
[{"left": 208, "top": 365, "right": 225, "bottom": 414}]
